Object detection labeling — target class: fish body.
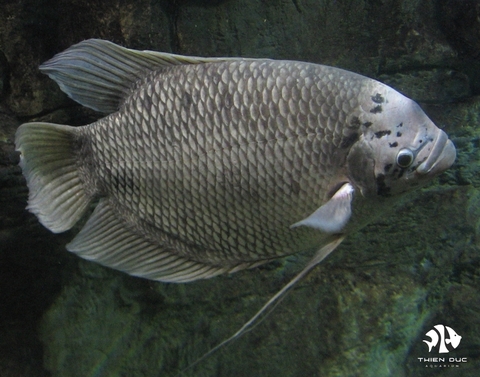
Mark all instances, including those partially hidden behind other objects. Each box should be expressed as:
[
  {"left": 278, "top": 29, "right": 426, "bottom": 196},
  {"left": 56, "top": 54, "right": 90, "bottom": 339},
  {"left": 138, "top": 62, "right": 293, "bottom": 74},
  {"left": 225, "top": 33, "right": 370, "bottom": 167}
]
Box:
[{"left": 15, "top": 40, "right": 456, "bottom": 283}]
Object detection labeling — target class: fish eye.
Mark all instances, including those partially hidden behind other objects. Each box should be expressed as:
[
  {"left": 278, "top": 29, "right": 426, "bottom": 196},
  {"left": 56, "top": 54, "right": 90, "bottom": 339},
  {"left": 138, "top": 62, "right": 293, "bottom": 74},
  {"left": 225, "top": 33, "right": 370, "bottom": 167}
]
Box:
[{"left": 396, "top": 148, "right": 415, "bottom": 168}]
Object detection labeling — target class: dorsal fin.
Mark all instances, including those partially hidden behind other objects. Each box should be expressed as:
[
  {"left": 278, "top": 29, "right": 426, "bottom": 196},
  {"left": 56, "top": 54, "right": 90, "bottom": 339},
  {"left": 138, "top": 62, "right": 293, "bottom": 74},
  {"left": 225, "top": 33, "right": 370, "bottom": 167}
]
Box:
[{"left": 39, "top": 39, "right": 239, "bottom": 114}]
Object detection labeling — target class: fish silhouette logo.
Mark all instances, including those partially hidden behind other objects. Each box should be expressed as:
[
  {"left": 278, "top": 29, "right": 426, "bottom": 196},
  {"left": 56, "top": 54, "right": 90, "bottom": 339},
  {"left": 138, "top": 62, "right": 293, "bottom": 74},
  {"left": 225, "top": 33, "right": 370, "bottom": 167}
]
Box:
[{"left": 423, "top": 325, "right": 462, "bottom": 353}]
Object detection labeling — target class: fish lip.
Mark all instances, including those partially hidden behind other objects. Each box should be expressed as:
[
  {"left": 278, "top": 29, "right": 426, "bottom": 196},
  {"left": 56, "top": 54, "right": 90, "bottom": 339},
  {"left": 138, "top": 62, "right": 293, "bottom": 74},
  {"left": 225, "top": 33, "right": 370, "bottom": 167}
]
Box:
[{"left": 416, "top": 130, "right": 456, "bottom": 175}]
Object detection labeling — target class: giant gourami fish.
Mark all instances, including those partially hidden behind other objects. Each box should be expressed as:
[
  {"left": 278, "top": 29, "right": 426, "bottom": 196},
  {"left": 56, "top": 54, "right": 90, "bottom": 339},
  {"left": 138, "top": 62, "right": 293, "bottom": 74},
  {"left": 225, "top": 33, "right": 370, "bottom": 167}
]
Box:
[{"left": 15, "top": 40, "right": 455, "bottom": 348}]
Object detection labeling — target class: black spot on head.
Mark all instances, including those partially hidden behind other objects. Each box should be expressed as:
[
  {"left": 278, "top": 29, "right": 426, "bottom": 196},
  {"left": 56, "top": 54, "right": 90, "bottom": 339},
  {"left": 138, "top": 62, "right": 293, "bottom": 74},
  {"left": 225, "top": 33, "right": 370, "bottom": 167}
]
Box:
[
  {"left": 350, "top": 116, "right": 361, "bottom": 128},
  {"left": 370, "top": 105, "right": 383, "bottom": 114},
  {"left": 374, "top": 130, "right": 391, "bottom": 138},
  {"left": 363, "top": 121, "right": 372, "bottom": 128},
  {"left": 389, "top": 142, "right": 398, "bottom": 148},
  {"left": 340, "top": 132, "right": 359, "bottom": 149},
  {"left": 371, "top": 93, "right": 385, "bottom": 103},
  {"left": 376, "top": 174, "right": 391, "bottom": 197},
  {"left": 396, "top": 132, "right": 402, "bottom": 137},
  {"left": 384, "top": 163, "right": 393, "bottom": 173},
  {"left": 397, "top": 122, "right": 403, "bottom": 128}
]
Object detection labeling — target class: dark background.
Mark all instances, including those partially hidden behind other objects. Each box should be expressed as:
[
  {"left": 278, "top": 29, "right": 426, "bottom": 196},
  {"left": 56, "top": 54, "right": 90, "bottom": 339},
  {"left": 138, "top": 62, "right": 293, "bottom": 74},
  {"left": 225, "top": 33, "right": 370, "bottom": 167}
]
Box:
[{"left": 0, "top": 0, "right": 479, "bottom": 376}]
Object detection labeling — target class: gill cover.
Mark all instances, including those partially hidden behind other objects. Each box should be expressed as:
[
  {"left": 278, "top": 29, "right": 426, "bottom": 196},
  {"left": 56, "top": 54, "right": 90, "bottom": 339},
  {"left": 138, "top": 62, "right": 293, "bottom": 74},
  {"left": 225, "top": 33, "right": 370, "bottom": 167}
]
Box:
[{"left": 346, "top": 137, "right": 377, "bottom": 197}]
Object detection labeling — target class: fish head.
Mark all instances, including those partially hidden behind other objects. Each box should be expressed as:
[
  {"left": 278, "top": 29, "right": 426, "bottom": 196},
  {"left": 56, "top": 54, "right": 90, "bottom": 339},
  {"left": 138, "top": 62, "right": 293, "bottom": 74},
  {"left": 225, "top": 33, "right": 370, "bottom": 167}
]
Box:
[
  {"left": 346, "top": 83, "right": 456, "bottom": 198},
  {"left": 445, "top": 326, "right": 462, "bottom": 349}
]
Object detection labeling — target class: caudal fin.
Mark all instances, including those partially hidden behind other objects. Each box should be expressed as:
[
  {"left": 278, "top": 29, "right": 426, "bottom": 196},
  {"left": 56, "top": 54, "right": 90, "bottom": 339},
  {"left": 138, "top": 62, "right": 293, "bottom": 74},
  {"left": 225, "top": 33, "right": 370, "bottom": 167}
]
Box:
[{"left": 15, "top": 122, "right": 92, "bottom": 233}]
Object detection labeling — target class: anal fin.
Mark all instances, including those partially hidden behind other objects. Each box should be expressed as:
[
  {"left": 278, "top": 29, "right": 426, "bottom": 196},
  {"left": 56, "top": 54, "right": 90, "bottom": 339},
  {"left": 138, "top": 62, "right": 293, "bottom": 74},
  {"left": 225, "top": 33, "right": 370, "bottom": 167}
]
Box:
[{"left": 67, "top": 199, "right": 229, "bottom": 283}]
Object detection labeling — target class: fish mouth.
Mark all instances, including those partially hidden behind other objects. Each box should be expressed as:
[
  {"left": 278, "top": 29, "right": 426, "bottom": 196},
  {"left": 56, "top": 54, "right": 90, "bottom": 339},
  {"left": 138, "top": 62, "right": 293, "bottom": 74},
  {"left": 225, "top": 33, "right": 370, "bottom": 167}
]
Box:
[{"left": 416, "top": 130, "right": 456, "bottom": 176}]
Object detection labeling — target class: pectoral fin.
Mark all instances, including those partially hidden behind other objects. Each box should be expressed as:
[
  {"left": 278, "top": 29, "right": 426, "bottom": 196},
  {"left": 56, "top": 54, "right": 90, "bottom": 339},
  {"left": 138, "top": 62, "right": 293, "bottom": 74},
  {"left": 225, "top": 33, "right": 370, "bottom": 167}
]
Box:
[{"left": 291, "top": 183, "right": 354, "bottom": 233}]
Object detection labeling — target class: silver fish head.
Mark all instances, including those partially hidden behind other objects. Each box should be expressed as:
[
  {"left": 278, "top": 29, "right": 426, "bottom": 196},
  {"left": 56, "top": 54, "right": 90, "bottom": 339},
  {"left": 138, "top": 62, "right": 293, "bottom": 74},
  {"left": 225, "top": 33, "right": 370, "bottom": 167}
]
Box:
[{"left": 347, "top": 82, "right": 456, "bottom": 197}]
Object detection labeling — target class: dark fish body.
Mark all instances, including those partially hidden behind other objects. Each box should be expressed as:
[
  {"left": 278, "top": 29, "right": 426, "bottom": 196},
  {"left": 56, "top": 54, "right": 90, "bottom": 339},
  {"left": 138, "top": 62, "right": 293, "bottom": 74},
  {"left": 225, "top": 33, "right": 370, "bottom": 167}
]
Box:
[{"left": 15, "top": 40, "right": 456, "bottom": 283}]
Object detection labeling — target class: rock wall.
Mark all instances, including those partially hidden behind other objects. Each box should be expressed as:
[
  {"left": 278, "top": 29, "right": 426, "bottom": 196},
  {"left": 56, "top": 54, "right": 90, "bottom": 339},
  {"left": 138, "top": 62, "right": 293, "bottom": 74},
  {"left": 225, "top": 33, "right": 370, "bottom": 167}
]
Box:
[{"left": 0, "top": 0, "right": 479, "bottom": 376}]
